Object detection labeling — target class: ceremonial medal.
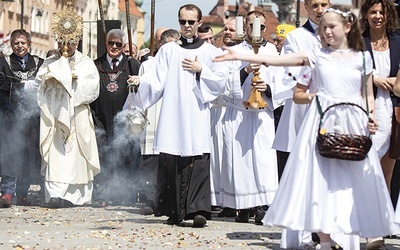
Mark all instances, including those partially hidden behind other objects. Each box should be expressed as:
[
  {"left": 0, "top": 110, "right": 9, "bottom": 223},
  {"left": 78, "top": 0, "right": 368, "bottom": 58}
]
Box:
[
  {"left": 106, "top": 71, "right": 122, "bottom": 92},
  {"left": 106, "top": 82, "right": 119, "bottom": 92},
  {"left": 4, "top": 56, "right": 40, "bottom": 81}
]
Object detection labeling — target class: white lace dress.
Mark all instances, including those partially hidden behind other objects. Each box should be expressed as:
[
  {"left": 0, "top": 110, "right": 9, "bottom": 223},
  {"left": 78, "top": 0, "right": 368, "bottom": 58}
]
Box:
[{"left": 262, "top": 47, "right": 399, "bottom": 237}]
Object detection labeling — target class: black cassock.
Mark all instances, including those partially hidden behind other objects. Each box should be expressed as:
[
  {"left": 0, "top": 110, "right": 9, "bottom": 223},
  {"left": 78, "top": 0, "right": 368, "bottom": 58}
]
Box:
[{"left": 155, "top": 153, "right": 212, "bottom": 222}]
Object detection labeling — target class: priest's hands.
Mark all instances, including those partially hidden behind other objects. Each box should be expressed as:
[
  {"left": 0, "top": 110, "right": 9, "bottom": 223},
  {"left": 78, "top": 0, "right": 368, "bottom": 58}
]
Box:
[
  {"left": 252, "top": 78, "right": 268, "bottom": 93},
  {"left": 182, "top": 56, "right": 202, "bottom": 73},
  {"left": 245, "top": 63, "right": 261, "bottom": 74}
]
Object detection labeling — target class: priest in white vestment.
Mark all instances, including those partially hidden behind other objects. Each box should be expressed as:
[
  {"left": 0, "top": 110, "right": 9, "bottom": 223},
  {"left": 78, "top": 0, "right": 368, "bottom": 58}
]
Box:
[{"left": 36, "top": 42, "right": 100, "bottom": 208}]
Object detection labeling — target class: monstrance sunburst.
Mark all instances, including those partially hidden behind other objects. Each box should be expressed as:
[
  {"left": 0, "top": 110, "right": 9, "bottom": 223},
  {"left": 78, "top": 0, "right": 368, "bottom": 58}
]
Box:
[{"left": 52, "top": 0, "right": 83, "bottom": 57}]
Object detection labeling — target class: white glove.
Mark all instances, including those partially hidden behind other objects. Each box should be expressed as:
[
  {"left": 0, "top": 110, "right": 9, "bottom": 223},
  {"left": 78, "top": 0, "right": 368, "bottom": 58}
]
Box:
[
  {"left": 127, "top": 76, "right": 140, "bottom": 93},
  {"left": 127, "top": 75, "right": 140, "bottom": 87},
  {"left": 23, "top": 80, "right": 40, "bottom": 91}
]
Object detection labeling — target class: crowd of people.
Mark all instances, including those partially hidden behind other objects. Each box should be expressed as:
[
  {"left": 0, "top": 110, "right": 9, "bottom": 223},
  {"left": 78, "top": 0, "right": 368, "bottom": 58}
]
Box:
[{"left": 1, "top": 1, "right": 400, "bottom": 249}]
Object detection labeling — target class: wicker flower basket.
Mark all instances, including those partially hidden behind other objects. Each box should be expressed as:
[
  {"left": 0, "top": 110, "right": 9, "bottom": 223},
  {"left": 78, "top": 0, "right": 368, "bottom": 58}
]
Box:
[{"left": 316, "top": 102, "right": 372, "bottom": 161}]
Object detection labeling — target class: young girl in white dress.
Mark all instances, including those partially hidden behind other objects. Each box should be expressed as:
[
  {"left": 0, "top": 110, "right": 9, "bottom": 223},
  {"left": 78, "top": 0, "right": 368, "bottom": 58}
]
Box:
[{"left": 214, "top": 5, "right": 399, "bottom": 250}]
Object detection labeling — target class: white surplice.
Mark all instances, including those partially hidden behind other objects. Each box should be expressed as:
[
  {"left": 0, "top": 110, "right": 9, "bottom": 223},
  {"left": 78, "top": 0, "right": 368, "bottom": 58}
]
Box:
[
  {"left": 217, "top": 41, "right": 279, "bottom": 209},
  {"left": 36, "top": 51, "right": 100, "bottom": 205}
]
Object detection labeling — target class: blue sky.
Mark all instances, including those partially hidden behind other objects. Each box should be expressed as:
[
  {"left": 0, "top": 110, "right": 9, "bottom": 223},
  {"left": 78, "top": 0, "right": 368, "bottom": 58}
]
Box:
[{"left": 139, "top": 0, "right": 350, "bottom": 41}]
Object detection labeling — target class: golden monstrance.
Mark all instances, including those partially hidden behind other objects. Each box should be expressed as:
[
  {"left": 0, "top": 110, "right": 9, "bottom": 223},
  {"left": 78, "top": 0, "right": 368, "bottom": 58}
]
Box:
[{"left": 51, "top": 0, "right": 83, "bottom": 57}]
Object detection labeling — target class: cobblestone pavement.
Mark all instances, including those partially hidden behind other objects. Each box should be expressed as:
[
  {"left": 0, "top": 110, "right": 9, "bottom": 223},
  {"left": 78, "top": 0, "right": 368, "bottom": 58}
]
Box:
[{"left": 1, "top": 187, "right": 400, "bottom": 249}]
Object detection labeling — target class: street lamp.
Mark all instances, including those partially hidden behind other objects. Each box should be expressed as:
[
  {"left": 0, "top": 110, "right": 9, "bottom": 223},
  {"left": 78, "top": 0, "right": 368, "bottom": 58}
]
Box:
[
  {"left": 224, "top": 0, "right": 239, "bottom": 19},
  {"left": 1, "top": 0, "right": 24, "bottom": 29},
  {"left": 36, "top": 9, "right": 43, "bottom": 17},
  {"left": 295, "top": 0, "right": 300, "bottom": 27},
  {"left": 33, "top": 0, "right": 44, "bottom": 18}
]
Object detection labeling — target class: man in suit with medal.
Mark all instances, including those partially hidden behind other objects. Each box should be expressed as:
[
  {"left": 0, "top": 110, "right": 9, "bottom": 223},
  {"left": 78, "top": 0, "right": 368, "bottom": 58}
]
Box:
[
  {"left": 0, "top": 29, "right": 44, "bottom": 207},
  {"left": 91, "top": 29, "right": 140, "bottom": 207}
]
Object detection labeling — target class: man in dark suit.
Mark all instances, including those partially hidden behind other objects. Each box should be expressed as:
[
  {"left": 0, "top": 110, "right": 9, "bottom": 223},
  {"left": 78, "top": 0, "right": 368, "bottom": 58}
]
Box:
[
  {"left": 91, "top": 29, "right": 140, "bottom": 207},
  {"left": 0, "top": 29, "right": 44, "bottom": 207}
]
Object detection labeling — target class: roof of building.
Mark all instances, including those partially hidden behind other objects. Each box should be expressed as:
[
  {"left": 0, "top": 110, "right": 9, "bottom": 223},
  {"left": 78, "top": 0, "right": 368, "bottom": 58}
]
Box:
[{"left": 118, "top": 0, "right": 144, "bottom": 18}]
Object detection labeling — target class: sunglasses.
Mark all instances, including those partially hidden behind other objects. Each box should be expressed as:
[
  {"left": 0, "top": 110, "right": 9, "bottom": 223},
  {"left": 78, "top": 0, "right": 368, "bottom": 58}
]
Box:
[
  {"left": 249, "top": 24, "right": 266, "bottom": 30},
  {"left": 179, "top": 19, "right": 197, "bottom": 25},
  {"left": 108, "top": 41, "right": 123, "bottom": 48}
]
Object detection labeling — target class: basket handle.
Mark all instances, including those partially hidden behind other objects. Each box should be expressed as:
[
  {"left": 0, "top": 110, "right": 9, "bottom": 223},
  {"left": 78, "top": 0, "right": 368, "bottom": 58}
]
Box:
[
  {"left": 317, "top": 100, "right": 369, "bottom": 120},
  {"left": 362, "top": 52, "right": 370, "bottom": 120},
  {"left": 316, "top": 98, "right": 371, "bottom": 136}
]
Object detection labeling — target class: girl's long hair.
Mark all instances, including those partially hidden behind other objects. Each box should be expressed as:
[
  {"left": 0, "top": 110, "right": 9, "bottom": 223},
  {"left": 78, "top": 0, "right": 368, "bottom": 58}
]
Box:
[{"left": 320, "top": 5, "right": 365, "bottom": 51}]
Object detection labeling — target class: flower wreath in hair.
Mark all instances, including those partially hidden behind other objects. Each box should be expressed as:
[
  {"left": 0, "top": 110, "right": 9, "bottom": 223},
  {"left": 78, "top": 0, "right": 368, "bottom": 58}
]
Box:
[{"left": 323, "top": 8, "right": 354, "bottom": 22}]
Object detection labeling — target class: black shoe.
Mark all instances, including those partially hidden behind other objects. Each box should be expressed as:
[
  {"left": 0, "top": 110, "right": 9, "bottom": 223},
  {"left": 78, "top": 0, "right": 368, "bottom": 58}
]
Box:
[
  {"left": 384, "top": 235, "right": 397, "bottom": 239},
  {"left": 217, "top": 207, "right": 236, "bottom": 217},
  {"left": 17, "top": 197, "right": 32, "bottom": 206},
  {"left": 0, "top": 194, "right": 13, "bottom": 208},
  {"left": 249, "top": 207, "right": 256, "bottom": 218},
  {"left": 254, "top": 206, "right": 267, "bottom": 225},
  {"left": 43, "top": 197, "right": 60, "bottom": 208},
  {"left": 211, "top": 206, "right": 222, "bottom": 212},
  {"left": 235, "top": 209, "right": 249, "bottom": 223},
  {"left": 140, "top": 206, "right": 154, "bottom": 215},
  {"left": 166, "top": 217, "right": 180, "bottom": 225},
  {"left": 91, "top": 199, "right": 107, "bottom": 208},
  {"left": 193, "top": 215, "right": 207, "bottom": 228},
  {"left": 366, "top": 239, "right": 386, "bottom": 250},
  {"left": 43, "top": 197, "right": 75, "bottom": 208}
]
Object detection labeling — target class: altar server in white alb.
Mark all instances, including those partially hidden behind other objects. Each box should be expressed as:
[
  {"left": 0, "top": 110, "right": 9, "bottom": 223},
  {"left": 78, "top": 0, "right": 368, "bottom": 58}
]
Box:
[
  {"left": 210, "top": 17, "right": 237, "bottom": 213},
  {"left": 217, "top": 10, "right": 279, "bottom": 225},
  {"left": 127, "top": 4, "right": 226, "bottom": 228},
  {"left": 36, "top": 40, "right": 100, "bottom": 208}
]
